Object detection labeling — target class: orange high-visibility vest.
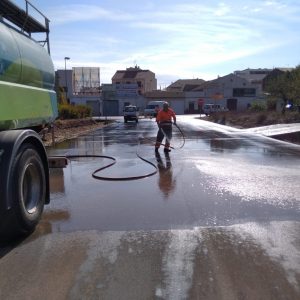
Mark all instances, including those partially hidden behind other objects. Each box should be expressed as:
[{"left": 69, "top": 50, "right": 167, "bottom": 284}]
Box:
[{"left": 156, "top": 109, "right": 175, "bottom": 123}]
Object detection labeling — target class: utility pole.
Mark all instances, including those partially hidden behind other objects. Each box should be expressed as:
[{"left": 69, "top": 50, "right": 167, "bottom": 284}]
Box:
[{"left": 64, "top": 56, "right": 70, "bottom": 103}]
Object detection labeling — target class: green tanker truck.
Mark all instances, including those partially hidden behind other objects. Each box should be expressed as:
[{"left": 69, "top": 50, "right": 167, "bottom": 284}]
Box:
[{"left": 0, "top": 0, "right": 58, "bottom": 240}]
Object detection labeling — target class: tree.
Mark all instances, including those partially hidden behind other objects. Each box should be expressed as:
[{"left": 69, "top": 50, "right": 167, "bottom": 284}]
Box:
[
  {"left": 290, "top": 66, "right": 300, "bottom": 104},
  {"left": 264, "top": 66, "right": 300, "bottom": 113}
]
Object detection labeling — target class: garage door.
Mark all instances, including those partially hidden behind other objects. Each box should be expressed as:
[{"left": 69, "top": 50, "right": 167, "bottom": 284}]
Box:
[
  {"left": 169, "top": 100, "right": 185, "bottom": 115},
  {"left": 103, "top": 100, "right": 119, "bottom": 116},
  {"left": 86, "top": 100, "right": 101, "bottom": 116}
]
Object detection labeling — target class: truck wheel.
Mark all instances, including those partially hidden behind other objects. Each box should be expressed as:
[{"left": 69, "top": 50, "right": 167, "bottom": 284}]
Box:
[{"left": 10, "top": 143, "right": 46, "bottom": 236}]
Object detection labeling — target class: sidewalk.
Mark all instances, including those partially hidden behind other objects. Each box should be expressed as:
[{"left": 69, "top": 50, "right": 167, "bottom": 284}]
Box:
[
  {"left": 243, "top": 123, "right": 300, "bottom": 137},
  {"left": 242, "top": 123, "right": 300, "bottom": 145}
]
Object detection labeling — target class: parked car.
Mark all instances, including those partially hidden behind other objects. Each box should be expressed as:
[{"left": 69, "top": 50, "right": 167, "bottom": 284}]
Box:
[
  {"left": 144, "top": 101, "right": 165, "bottom": 117},
  {"left": 124, "top": 105, "right": 139, "bottom": 123},
  {"left": 203, "top": 104, "right": 228, "bottom": 116}
]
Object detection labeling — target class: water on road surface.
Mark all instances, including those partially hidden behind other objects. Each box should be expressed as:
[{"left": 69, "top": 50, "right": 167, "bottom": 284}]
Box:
[{"left": 1, "top": 115, "right": 300, "bottom": 300}]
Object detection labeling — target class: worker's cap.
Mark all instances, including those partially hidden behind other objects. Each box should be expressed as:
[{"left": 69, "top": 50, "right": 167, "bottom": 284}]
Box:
[{"left": 163, "top": 102, "right": 169, "bottom": 108}]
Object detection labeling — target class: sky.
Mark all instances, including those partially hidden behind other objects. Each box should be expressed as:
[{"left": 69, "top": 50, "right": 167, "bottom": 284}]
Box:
[{"left": 13, "top": 0, "right": 300, "bottom": 88}]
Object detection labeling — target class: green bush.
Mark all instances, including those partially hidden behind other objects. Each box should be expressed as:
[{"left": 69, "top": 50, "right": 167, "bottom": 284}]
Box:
[
  {"left": 58, "top": 104, "right": 92, "bottom": 119},
  {"left": 250, "top": 101, "right": 267, "bottom": 112},
  {"left": 76, "top": 105, "right": 92, "bottom": 118}
]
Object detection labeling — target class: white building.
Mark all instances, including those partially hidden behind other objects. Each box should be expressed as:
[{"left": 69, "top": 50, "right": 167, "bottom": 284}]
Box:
[
  {"left": 198, "top": 73, "right": 263, "bottom": 111},
  {"left": 101, "top": 83, "right": 144, "bottom": 116},
  {"left": 56, "top": 66, "right": 275, "bottom": 116}
]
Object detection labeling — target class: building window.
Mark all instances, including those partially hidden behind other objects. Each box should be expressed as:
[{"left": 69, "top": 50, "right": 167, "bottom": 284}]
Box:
[{"left": 233, "top": 88, "right": 256, "bottom": 97}]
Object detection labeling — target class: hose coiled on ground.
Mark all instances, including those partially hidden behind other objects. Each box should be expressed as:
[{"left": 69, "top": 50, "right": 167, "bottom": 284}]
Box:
[{"left": 64, "top": 122, "right": 185, "bottom": 181}]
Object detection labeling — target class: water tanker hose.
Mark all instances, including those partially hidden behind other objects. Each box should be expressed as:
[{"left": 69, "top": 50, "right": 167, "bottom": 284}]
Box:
[
  {"left": 65, "top": 153, "right": 158, "bottom": 181},
  {"left": 154, "top": 122, "right": 185, "bottom": 150},
  {"left": 60, "top": 122, "right": 185, "bottom": 181}
]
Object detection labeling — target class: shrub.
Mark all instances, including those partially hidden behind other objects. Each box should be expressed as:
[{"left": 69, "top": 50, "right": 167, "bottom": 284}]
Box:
[
  {"left": 250, "top": 101, "right": 267, "bottom": 112},
  {"left": 75, "top": 105, "right": 92, "bottom": 118},
  {"left": 58, "top": 104, "right": 92, "bottom": 119}
]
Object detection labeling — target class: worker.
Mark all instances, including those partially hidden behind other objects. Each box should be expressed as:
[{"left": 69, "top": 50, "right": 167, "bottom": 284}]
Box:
[{"left": 155, "top": 102, "right": 176, "bottom": 153}]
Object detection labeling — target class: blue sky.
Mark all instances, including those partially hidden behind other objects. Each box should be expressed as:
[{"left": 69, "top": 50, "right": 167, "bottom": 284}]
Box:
[{"left": 14, "top": 0, "right": 300, "bottom": 88}]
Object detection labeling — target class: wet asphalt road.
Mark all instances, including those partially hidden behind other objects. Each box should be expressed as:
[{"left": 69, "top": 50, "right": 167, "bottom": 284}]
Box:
[{"left": 1, "top": 115, "right": 300, "bottom": 300}]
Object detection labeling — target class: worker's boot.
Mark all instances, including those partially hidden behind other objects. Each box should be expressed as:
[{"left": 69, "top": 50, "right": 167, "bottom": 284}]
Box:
[{"left": 164, "top": 141, "right": 171, "bottom": 152}]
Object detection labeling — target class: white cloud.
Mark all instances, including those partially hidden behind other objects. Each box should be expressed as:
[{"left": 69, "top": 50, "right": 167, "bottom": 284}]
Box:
[
  {"left": 214, "top": 2, "right": 231, "bottom": 16},
  {"left": 47, "top": 4, "right": 133, "bottom": 25},
  {"left": 262, "top": 0, "right": 287, "bottom": 9},
  {"left": 45, "top": 0, "right": 300, "bottom": 86}
]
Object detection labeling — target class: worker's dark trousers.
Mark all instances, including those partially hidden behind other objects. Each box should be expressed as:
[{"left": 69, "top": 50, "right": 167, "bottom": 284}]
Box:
[{"left": 155, "top": 123, "right": 172, "bottom": 150}]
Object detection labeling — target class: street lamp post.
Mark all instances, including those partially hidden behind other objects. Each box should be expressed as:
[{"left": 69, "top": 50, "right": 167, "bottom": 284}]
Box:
[{"left": 64, "top": 57, "right": 70, "bottom": 103}]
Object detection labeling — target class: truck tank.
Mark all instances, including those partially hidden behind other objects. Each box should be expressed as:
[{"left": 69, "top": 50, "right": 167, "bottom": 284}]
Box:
[
  {"left": 0, "top": 0, "right": 58, "bottom": 241},
  {"left": 0, "top": 22, "right": 58, "bottom": 130}
]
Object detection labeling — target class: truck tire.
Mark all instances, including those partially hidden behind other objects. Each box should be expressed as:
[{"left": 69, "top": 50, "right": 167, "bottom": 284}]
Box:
[
  {"left": 1, "top": 143, "right": 46, "bottom": 240},
  {"left": 14, "top": 143, "right": 46, "bottom": 231}
]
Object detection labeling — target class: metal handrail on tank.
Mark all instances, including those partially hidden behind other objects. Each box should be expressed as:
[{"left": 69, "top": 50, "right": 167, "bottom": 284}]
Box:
[{"left": 0, "top": 0, "right": 51, "bottom": 53}]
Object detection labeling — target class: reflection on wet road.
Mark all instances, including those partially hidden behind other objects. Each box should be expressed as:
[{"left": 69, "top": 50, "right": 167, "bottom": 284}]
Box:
[{"left": 1, "top": 115, "right": 300, "bottom": 299}]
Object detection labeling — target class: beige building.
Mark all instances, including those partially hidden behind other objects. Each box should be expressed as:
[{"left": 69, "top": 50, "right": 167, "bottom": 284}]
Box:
[
  {"left": 112, "top": 65, "right": 157, "bottom": 95},
  {"left": 145, "top": 73, "right": 265, "bottom": 114},
  {"left": 166, "top": 79, "right": 205, "bottom": 92},
  {"left": 144, "top": 90, "right": 186, "bottom": 114}
]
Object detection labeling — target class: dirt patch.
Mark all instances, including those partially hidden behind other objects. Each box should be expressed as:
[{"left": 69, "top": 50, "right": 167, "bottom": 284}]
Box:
[
  {"left": 41, "top": 118, "right": 111, "bottom": 147},
  {"left": 204, "top": 110, "right": 300, "bottom": 129}
]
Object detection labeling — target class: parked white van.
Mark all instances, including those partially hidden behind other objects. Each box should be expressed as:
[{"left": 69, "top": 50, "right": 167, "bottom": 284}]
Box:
[
  {"left": 144, "top": 101, "right": 165, "bottom": 117},
  {"left": 123, "top": 105, "right": 139, "bottom": 123},
  {"left": 203, "top": 104, "right": 228, "bottom": 115}
]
